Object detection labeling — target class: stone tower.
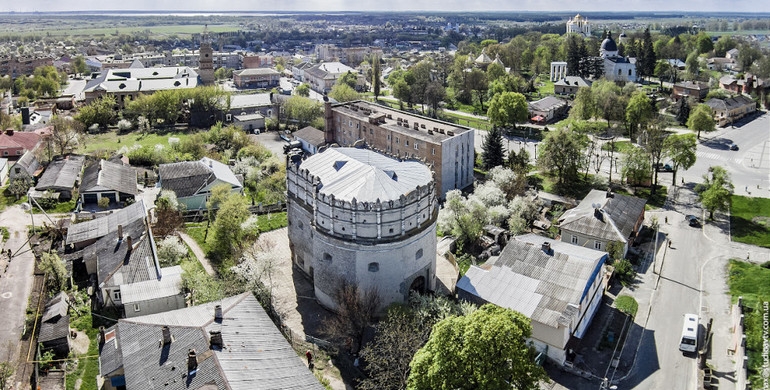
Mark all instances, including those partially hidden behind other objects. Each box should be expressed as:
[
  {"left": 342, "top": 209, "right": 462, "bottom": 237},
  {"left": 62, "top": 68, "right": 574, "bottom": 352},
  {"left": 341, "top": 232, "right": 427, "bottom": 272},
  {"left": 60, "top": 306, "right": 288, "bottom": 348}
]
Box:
[{"left": 198, "top": 25, "right": 215, "bottom": 85}]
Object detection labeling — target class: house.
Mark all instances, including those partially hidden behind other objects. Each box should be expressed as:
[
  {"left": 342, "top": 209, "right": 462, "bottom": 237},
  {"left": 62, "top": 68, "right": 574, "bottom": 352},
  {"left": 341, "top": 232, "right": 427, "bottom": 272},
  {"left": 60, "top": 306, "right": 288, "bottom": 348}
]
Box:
[
  {"left": 558, "top": 189, "right": 646, "bottom": 257},
  {"left": 38, "top": 292, "right": 71, "bottom": 358},
  {"left": 0, "top": 129, "right": 41, "bottom": 159},
  {"left": 227, "top": 93, "right": 274, "bottom": 119},
  {"left": 98, "top": 293, "right": 324, "bottom": 390},
  {"left": 66, "top": 200, "right": 147, "bottom": 250},
  {"left": 719, "top": 74, "right": 767, "bottom": 95},
  {"left": 554, "top": 76, "right": 592, "bottom": 95},
  {"left": 79, "top": 159, "right": 137, "bottom": 206},
  {"left": 292, "top": 126, "right": 325, "bottom": 155},
  {"left": 707, "top": 57, "right": 736, "bottom": 71},
  {"left": 35, "top": 155, "right": 85, "bottom": 201},
  {"left": 233, "top": 68, "right": 281, "bottom": 89},
  {"left": 456, "top": 235, "right": 608, "bottom": 365},
  {"left": 0, "top": 157, "right": 8, "bottom": 186},
  {"left": 705, "top": 95, "right": 756, "bottom": 127},
  {"left": 291, "top": 61, "right": 315, "bottom": 82},
  {"left": 303, "top": 62, "right": 362, "bottom": 94},
  {"left": 672, "top": 81, "right": 710, "bottom": 102},
  {"left": 8, "top": 150, "right": 40, "bottom": 183},
  {"left": 726, "top": 48, "right": 740, "bottom": 60},
  {"left": 529, "top": 96, "right": 569, "bottom": 123},
  {"left": 158, "top": 157, "right": 243, "bottom": 211},
  {"left": 83, "top": 66, "right": 199, "bottom": 109},
  {"left": 72, "top": 201, "right": 184, "bottom": 315}
]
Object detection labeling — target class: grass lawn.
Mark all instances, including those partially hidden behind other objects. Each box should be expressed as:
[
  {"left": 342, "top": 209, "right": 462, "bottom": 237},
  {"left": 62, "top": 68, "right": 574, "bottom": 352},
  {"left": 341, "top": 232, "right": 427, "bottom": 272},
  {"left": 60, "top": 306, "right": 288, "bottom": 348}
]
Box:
[
  {"left": 614, "top": 295, "right": 639, "bottom": 318},
  {"left": 614, "top": 185, "right": 668, "bottom": 210},
  {"left": 536, "top": 78, "right": 555, "bottom": 95},
  {"left": 184, "top": 222, "right": 212, "bottom": 254},
  {"left": 727, "top": 260, "right": 770, "bottom": 385},
  {"left": 0, "top": 186, "right": 26, "bottom": 212},
  {"left": 81, "top": 129, "right": 196, "bottom": 155},
  {"left": 255, "top": 211, "right": 288, "bottom": 232},
  {"left": 32, "top": 199, "right": 77, "bottom": 214},
  {"left": 601, "top": 140, "right": 635, "bottom": 154},
  {"left": 730, "top": 195, "right": 770, "bottom": 248},
  {"left": 528, "top": 172, "right": 605, "bottom": 199},
  {"left": 439, "top": 111, "right": 492, "bottom": 130}
]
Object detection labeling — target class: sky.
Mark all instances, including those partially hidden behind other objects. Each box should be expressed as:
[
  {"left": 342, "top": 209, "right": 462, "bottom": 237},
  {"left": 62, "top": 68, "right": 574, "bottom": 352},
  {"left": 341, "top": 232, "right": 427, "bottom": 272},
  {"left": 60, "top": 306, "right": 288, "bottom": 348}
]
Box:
[{"left": 7, "top": 0, "right": 770, "bottom": 13}]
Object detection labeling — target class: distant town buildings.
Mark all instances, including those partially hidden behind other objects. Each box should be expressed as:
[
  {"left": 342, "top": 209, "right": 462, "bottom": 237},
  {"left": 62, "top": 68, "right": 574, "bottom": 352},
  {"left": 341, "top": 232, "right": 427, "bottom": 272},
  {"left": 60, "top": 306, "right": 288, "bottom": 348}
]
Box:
[
  {"left": 82, "top": 66, "right": 198, "bottom": 108},
  {"left": 599, "top": 32, "right": 637, "bottom": 83},
  {"left": 198, "top": 26, "right": 215, "bottom": 85}
]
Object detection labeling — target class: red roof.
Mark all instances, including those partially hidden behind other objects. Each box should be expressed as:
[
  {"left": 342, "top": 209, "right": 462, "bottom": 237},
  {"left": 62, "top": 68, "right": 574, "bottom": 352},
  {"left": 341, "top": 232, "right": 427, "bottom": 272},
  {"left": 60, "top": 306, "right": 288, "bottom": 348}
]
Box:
[{"left": 0, "top": 130, "right": 42, "bottom": 152}]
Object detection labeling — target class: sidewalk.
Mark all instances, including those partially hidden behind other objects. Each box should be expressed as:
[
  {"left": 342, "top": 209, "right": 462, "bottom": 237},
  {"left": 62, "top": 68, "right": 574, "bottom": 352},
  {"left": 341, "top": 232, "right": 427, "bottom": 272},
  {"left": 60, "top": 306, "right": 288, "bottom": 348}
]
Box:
[{"left": 177, "top": 231, "right": 216, "bottom": 276}]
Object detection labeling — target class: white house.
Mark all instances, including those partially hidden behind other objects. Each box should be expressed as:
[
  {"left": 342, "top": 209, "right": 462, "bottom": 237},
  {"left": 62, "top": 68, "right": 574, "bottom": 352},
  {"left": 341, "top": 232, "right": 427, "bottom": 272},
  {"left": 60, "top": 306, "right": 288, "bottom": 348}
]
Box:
[{"left": 457, "top": 234, "right": 608, "bottom": 365}]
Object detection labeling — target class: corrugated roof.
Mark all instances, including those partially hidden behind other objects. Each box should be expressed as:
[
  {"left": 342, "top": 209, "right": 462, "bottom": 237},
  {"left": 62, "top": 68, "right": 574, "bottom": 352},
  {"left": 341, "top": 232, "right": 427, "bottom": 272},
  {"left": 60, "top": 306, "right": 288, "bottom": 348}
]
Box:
[
  {"left": 66, "top": 200, "right": 147, "bottom": 245},
  {"left": 158, "top": 158, "right": 241, "bottom": 199},
  {"left": 36, "top": 155, "right": 85, "bottom": 190},
  {"left": 110, "top": 294, "right": 324, "bottom": 390},
  {"left": 79, "top": 159, "right": 137, "bottom": 196},
  {"left": 228, "top": 93, "right": 272, "bottom": 110},
  {"left": 121, "top": 266, "right": 183, "bottom": 304},
  {"left": 457, "top": 234, "right": 605, "bottom": 328},
  {"left": 299, "top": 148, "right": 432, "bottom": 203},
  {"left": 293, "top": 126, "right": 325, "bottom": 147}
]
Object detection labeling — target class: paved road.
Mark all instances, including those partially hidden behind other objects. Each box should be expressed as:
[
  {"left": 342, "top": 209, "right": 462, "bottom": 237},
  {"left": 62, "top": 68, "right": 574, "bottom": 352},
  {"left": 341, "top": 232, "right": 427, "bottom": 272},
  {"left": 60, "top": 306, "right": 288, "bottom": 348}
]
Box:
[{"left": 0, "top": 205, "right": 38, "bottom": 387}]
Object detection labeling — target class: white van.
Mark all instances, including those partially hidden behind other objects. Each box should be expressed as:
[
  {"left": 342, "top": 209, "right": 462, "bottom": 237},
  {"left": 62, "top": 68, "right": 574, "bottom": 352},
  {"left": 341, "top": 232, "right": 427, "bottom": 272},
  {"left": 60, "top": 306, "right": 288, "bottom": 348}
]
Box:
[{"left": 679, "top": 314, "right": 699, "bottom": 353}]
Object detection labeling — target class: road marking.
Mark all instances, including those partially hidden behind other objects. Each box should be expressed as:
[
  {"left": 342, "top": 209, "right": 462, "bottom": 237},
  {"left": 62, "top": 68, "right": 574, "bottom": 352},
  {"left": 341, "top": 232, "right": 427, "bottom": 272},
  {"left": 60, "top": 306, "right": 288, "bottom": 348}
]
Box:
[{"left": 1, "top": 292, "right": 11, "bottom": 299}]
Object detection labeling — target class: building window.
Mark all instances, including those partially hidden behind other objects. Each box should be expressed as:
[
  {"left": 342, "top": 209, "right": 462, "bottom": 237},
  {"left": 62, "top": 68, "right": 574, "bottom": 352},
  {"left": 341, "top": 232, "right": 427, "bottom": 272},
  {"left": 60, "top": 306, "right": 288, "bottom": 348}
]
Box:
[
  {"left": 415, "top": 249, "right": 423, "bottom": 260},
  {"left": 368, "top": 262, "right": 379, "bottom": 272},
  {"left": 432, "top": 148, "right": 435, "bottom": 156},
  {"left": 414, "top": 143, "right": 418, "bottom": 150},
  {"left": 594, "top": 241, "right": 602, "bottom": 250},
  {"left": 113, "top": 290, "right": 121, "bottom": 301},
  {"left": 389, "top": 228, "right": 394, "bottom": 233},
  {"left": 571, "top": 235, "right": 578, "bottom": 244},
  {"left": 387, "top": 134, "right": 391, "bottom": 140},
  {"left": 395, "top": 137, "right": 399, "bottom": 144},
  {"left": 133, "top": 304, "right": 140, "bottom": 312},
  {"left": 628, "top": 69, "right": 632, "bottom": 76},
  {"left": 405, "top": 140, "right": 409, "bottom": 146},
  {"left": 323, "top": 253, "right": 332, "bottom": 262},
  {"left": 369, "top": 128, "right": 373, "bottom": 135}
]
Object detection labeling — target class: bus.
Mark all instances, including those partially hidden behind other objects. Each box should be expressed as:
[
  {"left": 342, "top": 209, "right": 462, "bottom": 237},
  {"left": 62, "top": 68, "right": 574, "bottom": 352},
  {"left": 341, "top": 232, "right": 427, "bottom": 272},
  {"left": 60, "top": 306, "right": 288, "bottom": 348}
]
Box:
[{"left": 679, "top": 314, "right": 699, "bottom": 353}]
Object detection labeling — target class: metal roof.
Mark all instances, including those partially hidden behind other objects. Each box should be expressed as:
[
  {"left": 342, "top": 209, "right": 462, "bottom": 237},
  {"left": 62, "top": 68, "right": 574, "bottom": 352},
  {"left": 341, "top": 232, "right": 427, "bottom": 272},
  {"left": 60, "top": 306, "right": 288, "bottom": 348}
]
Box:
[
  {"left": 559, "top": 189, "right": 646, "bottom": 243},
  {"left": 457, "top": 234, "right": 606, "bottom": 328},
  {"left": 66, "top": 200, "right": 147, "bottom": 245},
  {"left": 158, "top": 157, "right": 242, "bottom": 199},
  {"left": 121, "top": 266, "right": 183, "bottom": 304},
  {"left": 299, "top": 147, "right": 432, "bottom": 203},
  {"left": 36, "top": 155, "right": 85, "bottom": 190},
  {"left": 107, "top": 293, "right": 324, "bottom": 390},
  {"left": 79, "top": 159, "right": 138, "bottom": 196}
]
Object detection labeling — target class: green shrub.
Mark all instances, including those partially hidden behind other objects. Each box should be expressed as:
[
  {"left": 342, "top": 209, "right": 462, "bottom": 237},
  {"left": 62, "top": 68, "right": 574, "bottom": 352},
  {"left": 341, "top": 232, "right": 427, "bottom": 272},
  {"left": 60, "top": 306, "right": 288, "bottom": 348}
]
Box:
[
  {"left": 615, "top": 295, "right": 639, "bottom": 318},
  {"left": 614, "top": 259, "right": 636, "bottom": 286}
]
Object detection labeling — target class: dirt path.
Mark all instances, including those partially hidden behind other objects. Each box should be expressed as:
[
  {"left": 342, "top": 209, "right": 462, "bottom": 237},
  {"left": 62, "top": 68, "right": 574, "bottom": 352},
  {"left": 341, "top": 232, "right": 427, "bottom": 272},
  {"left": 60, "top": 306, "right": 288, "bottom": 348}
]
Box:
[{"left": 177, "top": 232, "right": 216, "bottom": 276}]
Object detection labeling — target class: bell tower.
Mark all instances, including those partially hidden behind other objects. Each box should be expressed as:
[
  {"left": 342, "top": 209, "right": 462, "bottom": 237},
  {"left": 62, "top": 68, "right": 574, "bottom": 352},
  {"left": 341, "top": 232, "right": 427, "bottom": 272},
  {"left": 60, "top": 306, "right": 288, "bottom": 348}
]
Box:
[{"left": 198, "top": 25, "right": 215, "bottom": 85}]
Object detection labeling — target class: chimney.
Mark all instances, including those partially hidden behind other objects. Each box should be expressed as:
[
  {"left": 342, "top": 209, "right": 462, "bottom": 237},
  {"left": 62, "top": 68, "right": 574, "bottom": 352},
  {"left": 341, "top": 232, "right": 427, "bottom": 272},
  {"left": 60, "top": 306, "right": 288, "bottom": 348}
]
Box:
[
  {"left": 117, "top": 224, "right": 123, "bottom": 241},
  {"left": 541, "top": 242, "right": 552, "bottom": 255},
  {"left": 323, "top": 94, "right": 334, "bottom": 144},
  {"left": 98, "top": 326, "right": 106, "bottom": 346},
  {"left": 126, "top": 236, "right": 133, "bottom": 251},
  {"left": 187, "top": 349, "right": 198, "bottom": 372},
  {"left": 209, "top": 330, "right": 223, "bottom": 349},
  {"left": 161, "top": 325, "right": 172, "bottom": 345},
  {"left": 214, "top": 305, "right": 223, "bottom": 322}
]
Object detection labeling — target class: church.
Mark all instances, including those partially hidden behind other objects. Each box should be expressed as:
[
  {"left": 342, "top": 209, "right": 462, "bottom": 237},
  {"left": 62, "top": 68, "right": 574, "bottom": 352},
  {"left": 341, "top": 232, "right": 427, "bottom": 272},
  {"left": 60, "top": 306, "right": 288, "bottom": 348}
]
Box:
[{"left": 600, "top": 32, "right": 637, "bottom": 83}]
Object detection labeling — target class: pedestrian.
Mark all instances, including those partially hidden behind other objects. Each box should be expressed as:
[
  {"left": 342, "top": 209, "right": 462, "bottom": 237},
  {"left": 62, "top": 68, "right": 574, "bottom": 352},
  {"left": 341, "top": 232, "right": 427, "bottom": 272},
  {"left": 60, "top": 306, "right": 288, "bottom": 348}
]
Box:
[
  {"left": 665, "top": 216, "right": 668, "bottom": 224},
  {"left": 668, "top": 240, "right": 672, "bottom": 249},
  {"left": 305, "top": 350, "right": 313, "bottom": 367}
]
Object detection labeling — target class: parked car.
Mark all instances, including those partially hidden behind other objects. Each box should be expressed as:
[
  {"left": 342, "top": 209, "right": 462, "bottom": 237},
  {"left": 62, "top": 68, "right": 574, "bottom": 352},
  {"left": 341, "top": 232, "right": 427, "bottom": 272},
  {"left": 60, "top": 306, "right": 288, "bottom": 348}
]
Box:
[{"left": 685, "top": 215, "right": 701, "bottom": 227}]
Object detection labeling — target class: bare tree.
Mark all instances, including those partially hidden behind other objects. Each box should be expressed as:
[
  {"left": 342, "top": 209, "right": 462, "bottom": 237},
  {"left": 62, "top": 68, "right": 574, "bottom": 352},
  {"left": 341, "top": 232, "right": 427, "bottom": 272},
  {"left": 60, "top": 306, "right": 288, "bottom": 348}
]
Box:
[{"left": 322, "top": 279, "right": 380, "bottom": 354}]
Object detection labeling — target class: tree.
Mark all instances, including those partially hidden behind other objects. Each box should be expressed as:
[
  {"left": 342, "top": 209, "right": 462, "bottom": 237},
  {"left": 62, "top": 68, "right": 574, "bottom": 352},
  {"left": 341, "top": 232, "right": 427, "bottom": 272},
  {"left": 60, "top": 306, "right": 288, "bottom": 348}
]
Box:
[
  {"left": 47, "top": 115, "right": 84, "bottom": 157},
  {"left": 295, "top": 83, "right": 310, "bottom": 97},
  {"left": 537, "top": 128, "right": 586, "bottom": 187},
  {"left": 322, "top": 280, "right": 380, "bottom": 354},
  {"left": 39, "top": 252, "right": 68, "bottom": 293},
  {"left": 675, "top": 98, "right": 690, "bottom": 125},
  {"left": 8, "top": 176, "right": 33, "bottom": 200},
  {"left": 282, "top": 96, "right": 322, "bottom": 128},
  {"left": 466, "top": 68, "right": 488, "bottom": 111},
  {"left": 214, "top": 67, "right": 233, "bottom": 80},
  {"left": 638, "top": 28, "right": 657, "bottom": 79},
  {"left": 488, "top": 166, "right": 526, "bottom": 201},
  {"left": 424, "top": 81, "right": 445, "bottom": 118},
  {"left": 487, "top": 91, "right": 528, "bottom": 130},
  {"left": 687, "top": 103, "right": 716, "bottom": 139},
  {"left": 695, "top": 166, "right": 734, "bottom": 220},
  {"left": 622, "top": 145, "right": 652, "bottom": 186},
  {"left": 593, "top": 79, "right": 625, "bottom": 130},
  {"left": 407, "top": 304, "right": 547, "bottom": 390},
  {"left": 76, "top": 95, "right": 117, "bottom": 130},
  {"left": 663, "top": 133, "right": 697, "bottom": 186},
  {"left": 371, "top": 55, "right": 382, "bottom": 101},
  {"left": 507, "top": 191, "right": 544, "bottom": 235},
  {"left": 153, "top": 190, "right": 184, "bottom": 238},
  {"left": 71, "top": 55, "right": 89, "bottom": 76},
  {"left": 209, "top": 191, "right": 250, "bottom": 264},
  {"left": 180, "top": 261, "right": 225, "bottom": 305},
  {"left": 337, "top": 70, "right": 358, "bottom": 89},
  {"left": 156, "top": 236, "right": 189, "bottom": 267},
  {"left": 626, "top": 91, "right": 653, "bottom": 143},
  {"left": 481, "top": 127, "right": 505, "bottom": 170},
  {"left": 328, "top": 83, "right": 360, "bottom": 102},
  {"left": 685, "top": 50, "right": 700, "bottom": 78},
  {"left": 638, "top": 118, "right": 667, "bottom": 190},
  {"left": 570, "top": 87, "right": 596, "bottom": 120},
  {"left": 440, "top": 190, "right": 486, "bottom": 253}
]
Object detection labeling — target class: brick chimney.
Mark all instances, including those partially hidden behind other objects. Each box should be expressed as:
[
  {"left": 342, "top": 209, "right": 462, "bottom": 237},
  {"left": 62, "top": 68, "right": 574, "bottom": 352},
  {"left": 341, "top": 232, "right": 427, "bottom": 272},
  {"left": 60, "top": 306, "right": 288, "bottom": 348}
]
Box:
[
  {"left": 187, "top": 349, "right": 198, "bottom": 372},
  {"left": 214, "top": 304, "right": 223, "bottom": 322},
  {"left": 161, "top": 326, "right": 172, "bottom": 345},
  {"left": 209, "top": 330, "right": 223, "bottom": 349},
  {"left": 323, "top": 94, "right": 334, "bottom": 144},
  {"left": 541, "top": 242, "right": 552, "bottom": 255},
  {"left": 117, "top": 224, "right": 123, "bottom": 241}
]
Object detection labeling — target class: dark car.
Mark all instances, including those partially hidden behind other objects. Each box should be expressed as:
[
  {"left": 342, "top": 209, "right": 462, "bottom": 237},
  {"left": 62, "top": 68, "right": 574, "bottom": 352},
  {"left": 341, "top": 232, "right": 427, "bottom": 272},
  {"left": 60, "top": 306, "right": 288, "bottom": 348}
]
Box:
[
  {"left": 685, "top": 215, "right": 701, "bottom": 227},
  {"left": 729, "top": 143, "right": 739, "bottom": 151}
]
